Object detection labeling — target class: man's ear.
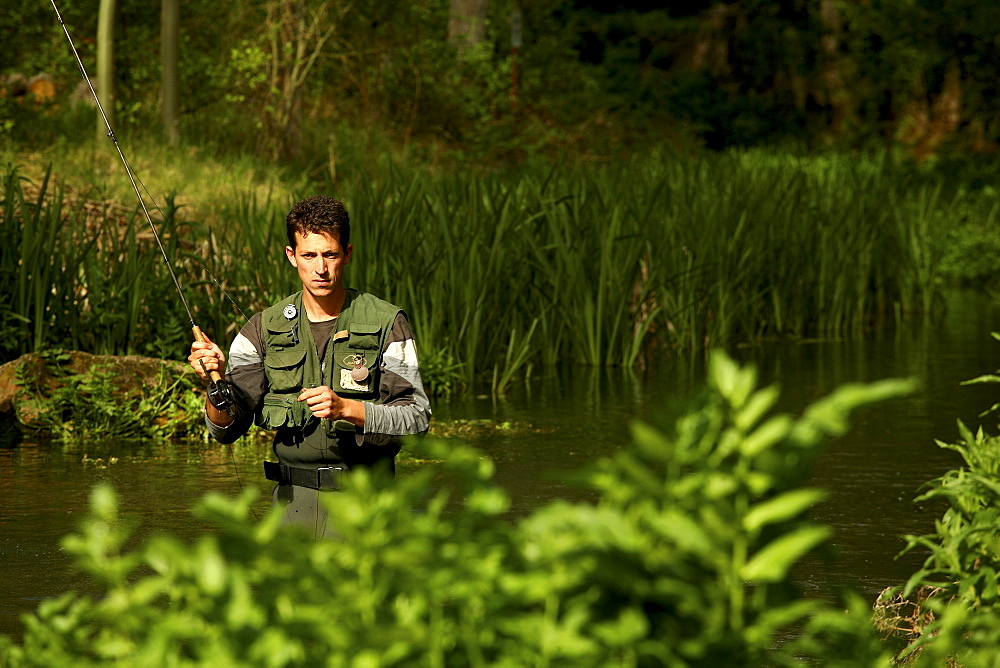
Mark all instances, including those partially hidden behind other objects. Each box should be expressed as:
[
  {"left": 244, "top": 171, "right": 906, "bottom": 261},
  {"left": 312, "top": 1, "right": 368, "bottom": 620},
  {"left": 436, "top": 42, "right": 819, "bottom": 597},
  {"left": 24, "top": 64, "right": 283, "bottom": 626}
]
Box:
[
  {"left": 344, "top": 243, "right": 353, "bottom": 264},
  {"left": 285, "top": 245, "right": 297, "bottom": 267}
]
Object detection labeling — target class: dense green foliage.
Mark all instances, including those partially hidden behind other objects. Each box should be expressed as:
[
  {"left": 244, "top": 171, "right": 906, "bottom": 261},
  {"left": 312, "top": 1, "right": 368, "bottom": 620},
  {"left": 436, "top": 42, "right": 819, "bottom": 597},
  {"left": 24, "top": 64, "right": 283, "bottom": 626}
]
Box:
[
  {"left": 0, "top": 352, "right": 910, "bottom": 665},
  {"left": 875, "top": 332, "right": 1000, "bottom": 664},
  {"left": 2, "top": 1, "right": 999, "bottom": 159},
  {"left": 4, "top": 2, "right": 1000, "bottom": 398}
]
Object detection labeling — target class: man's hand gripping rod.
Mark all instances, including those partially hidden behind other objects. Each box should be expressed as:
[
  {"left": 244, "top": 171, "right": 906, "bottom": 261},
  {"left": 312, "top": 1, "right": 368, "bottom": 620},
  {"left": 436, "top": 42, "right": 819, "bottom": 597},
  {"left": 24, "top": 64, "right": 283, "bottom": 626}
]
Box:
[{"left": 193, "top": 326, "right": 236, "bottom": 416}]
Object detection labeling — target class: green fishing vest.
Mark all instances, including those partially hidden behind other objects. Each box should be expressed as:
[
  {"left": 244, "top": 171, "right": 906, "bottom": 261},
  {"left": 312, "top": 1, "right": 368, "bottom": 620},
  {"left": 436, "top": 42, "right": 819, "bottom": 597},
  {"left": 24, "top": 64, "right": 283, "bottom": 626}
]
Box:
[{"left": 256, "top": 289, "right": 400, "bottom": 432}]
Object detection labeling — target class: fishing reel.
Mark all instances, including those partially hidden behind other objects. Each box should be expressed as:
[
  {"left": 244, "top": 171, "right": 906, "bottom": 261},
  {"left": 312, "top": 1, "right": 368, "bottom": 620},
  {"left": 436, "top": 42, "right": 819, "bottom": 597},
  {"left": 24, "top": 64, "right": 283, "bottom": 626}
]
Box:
[
  {"left": 200, "top": 359, "right": 237, "bottom": 417},
  {"left": 207, "top": 378, "right": 237, "bottom": 417}
]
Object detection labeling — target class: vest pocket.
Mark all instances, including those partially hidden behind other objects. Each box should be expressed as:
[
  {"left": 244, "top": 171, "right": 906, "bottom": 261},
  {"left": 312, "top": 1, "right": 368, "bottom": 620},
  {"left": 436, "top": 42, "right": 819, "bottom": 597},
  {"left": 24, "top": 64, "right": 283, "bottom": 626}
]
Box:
[
  {"left": 331, "top": 322, "right": 382, "bottom": 396},
  {"left": 348, "top": 322, "right": 381, "bottom": 350},
  {"left": 264, "top": 320, "right": 297, "bottom": 348},
  {"left": 332, "top": 349, "right": 379, "bottom": 395},
  {"left": 264, "top": 348, "right": 306, "bottom": 392},
  {"left": 259, "top": 393, "right": 311, "bottom": 429}
]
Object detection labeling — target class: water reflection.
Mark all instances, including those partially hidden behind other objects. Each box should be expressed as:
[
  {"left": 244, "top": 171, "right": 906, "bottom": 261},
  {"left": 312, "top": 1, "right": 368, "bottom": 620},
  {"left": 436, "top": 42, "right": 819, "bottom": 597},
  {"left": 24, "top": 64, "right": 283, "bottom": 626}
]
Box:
[{"left": 2, "top": 290, "right": 998, "bottom": 639}]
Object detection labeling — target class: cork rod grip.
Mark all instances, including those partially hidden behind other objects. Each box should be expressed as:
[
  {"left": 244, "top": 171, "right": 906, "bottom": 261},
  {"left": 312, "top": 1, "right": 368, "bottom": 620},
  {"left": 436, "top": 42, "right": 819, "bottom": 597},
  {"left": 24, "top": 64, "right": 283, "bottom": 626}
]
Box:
[{"left": 192, "top": 325, "right": 225, "bottom": 384}]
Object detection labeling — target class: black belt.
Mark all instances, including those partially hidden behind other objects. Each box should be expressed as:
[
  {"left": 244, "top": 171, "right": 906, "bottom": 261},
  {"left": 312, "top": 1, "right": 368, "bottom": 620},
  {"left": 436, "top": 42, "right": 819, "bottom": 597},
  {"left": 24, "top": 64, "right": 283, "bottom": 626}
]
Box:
[{"left": 263, "top": 461, "right": 345, "bottom": 490}]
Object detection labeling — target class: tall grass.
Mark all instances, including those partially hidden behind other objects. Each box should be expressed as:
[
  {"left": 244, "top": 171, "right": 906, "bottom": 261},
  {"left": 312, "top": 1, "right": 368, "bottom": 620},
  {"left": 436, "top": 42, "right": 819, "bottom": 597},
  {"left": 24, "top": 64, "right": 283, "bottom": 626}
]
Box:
[
  {"left": 1, "top": 166, "right": 111, "bottom": 355},
  {"left": 1, "top": 149, "right": 984, "bottom": 393}
]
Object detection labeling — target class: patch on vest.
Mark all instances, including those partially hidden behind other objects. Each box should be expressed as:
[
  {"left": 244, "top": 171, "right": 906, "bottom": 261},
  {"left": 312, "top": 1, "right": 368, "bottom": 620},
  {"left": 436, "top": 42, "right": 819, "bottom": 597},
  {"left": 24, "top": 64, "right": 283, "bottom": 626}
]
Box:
[{"left": 340, "top": 368, "right": 370, "bottom": 392}]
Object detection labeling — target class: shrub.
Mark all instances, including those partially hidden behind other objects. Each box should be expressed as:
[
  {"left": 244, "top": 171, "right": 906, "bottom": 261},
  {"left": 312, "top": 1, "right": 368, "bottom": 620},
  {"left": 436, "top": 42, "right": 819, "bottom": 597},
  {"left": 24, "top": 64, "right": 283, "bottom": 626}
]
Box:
[{"left": 0, "top": 352, "right": 909, "bottom": 665}]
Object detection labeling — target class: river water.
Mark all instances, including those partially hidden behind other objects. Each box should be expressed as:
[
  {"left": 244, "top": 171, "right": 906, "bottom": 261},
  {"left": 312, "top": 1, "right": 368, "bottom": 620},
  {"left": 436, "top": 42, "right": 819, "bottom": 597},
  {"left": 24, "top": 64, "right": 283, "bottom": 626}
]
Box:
[{"left": 2, "top": 290, "right": 999, "bottom": 640}]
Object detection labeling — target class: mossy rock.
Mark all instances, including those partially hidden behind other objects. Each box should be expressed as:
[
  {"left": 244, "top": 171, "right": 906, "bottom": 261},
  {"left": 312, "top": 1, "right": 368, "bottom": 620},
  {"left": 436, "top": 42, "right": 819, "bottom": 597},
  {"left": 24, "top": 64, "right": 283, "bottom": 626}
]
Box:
[{"left": 0, "top": 351, "right": 197, "bottom": 427}]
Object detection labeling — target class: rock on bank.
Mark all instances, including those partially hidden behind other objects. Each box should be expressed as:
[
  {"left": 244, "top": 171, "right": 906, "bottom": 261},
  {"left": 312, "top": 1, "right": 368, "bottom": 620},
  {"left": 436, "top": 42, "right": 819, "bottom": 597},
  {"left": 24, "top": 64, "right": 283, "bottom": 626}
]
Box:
[{"left": 0, "top": 351, "right": 198, "bottom": 429}]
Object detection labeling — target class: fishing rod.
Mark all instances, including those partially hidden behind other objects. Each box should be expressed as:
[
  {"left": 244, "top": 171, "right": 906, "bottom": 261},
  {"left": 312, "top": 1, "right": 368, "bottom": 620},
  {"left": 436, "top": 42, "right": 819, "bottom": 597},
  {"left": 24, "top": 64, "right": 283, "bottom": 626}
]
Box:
[{"left": 49, "top": 0, "right": 235, "bottom": 416}]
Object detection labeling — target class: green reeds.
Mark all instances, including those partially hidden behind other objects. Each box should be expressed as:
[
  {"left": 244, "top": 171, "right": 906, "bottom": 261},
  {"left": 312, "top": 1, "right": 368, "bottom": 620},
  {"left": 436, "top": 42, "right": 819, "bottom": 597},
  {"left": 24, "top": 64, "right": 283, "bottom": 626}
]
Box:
[
  {"left": 2, "top": 166, "right": 208, "bottom": 360},
  {"left": 0, "top": 150, "right": 981, "bottom": 394},
  {"left": 2, "top": 166, "right": 102, "bottom": 355}
]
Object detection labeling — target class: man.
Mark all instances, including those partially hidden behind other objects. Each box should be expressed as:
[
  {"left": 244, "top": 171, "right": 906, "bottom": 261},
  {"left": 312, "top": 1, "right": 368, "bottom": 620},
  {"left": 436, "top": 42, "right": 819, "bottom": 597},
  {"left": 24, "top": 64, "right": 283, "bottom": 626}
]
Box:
[{"left": 189, "top": 195, "right": 431, "bottom": 535}]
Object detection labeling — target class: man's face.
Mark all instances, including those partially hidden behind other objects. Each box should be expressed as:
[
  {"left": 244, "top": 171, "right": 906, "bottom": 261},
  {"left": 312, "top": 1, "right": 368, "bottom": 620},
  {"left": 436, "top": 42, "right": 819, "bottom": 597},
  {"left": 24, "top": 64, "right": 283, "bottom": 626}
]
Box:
[{"left": 285, "top": 231, "right": 352, "bottom": 303}]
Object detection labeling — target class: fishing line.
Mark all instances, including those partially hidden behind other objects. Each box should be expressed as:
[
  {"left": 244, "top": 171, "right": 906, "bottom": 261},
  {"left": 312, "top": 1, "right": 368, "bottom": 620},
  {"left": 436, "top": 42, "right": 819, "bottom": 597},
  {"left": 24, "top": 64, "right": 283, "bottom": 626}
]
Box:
[
  {"left": 50, "top": 0, "right": 258, "bottom": 515},
  {"left": 50, "top": 0, "right": 196, "bottom": 326},
  {"left": 51, "top": 0, "right": 250, "bottom": 327},
  {"left": 191, "top": 255, "right": 252, "bottom": 325}
]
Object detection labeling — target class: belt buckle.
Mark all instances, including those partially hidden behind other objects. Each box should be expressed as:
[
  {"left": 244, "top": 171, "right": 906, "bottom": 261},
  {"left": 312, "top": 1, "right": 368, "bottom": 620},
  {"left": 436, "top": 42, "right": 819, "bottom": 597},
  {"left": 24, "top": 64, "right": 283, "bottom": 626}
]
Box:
[{"left": 316, "top": 466, "right": 343, "bottom": 490}]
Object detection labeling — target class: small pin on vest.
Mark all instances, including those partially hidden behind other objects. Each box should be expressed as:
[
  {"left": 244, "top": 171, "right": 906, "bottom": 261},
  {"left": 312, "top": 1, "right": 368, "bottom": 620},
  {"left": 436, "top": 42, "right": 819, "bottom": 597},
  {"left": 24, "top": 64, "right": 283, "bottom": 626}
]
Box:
[
  {"left": 282, "top": 304, "right": 297, "bottom": 320},
  {"left": 351, "top": 353, "right": 370, "bottom": 382}
]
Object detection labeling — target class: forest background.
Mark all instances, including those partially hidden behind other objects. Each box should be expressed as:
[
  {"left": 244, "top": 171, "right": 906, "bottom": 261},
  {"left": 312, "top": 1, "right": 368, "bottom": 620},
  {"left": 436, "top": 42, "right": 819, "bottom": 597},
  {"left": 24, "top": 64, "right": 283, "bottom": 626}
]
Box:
[
  {"left": 2, "top": 0, "right": 1000, "bottom": 392},
  {"left": 5, "top": 0, "right": 1000, "bottom": 161}
]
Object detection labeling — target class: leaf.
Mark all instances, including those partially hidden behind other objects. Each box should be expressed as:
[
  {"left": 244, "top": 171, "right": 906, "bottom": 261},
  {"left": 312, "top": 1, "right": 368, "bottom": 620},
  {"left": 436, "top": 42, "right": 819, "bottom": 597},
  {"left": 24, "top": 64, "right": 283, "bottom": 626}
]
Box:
[
  {"left": 742, "top": 525, "right": 832, "bottom": 583},
  {"left": 465, "top": 487, "right": 511, "bottom": 516},
  {"left": 591, "top": 608, "right": 649, "bottom": 647},
  {"left": 91, "top": 484, "right": 119, "bottom": 522},
  {"left": 734, "top": 384, "right": 780, "bottom": 432},
  {"left": 740, "top": 415, "right": 793, "bottom": 457},
  {"left": 196, "top": 540, "right": 228, "bottom": 596},
  {"left": 630, "top": 420, "right": 671, "bottom": 461},
  {"left": 647, "top": 510, "right": 714, "bottom": 558},
  {"left": 794, "top": 378, "right": 916, "bottom": 442},
  {"left": 961, "top": 374, "right": 1000, "bottom": 385},
  {"left": 957, "top": 418, "right": 975, "bottom": 446},
  {"left": 710, "top": 351, "right": 757, "bottom": 409},
  {"left": 743, "top": 489, "right": 827, "bottom": 534},
  {"left": 978, "top": 402, "right": 1000, "bottom": 418},
  {"left": 746, "top": 599, "right": 819, "bottom": 643}
]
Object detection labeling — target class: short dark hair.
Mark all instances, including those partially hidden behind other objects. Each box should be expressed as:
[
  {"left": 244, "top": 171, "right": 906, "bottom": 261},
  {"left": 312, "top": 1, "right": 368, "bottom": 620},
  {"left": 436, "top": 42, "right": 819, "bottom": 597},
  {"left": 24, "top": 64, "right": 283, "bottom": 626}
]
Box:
[{"left": 285, "top": 195, "right": 350, "bottom": 249}]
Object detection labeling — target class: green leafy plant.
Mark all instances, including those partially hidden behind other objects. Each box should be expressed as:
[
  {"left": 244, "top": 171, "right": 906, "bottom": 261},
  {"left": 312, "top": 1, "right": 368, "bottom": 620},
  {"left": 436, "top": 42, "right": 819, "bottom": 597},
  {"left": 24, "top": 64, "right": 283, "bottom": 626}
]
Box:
[
  {"left": 416, "top": 342, "right": 466, "bottom": 397},
  {"left": 876, "top": 332, "right": 1000, "bottom": 664},
  {"left": 0, "top": 352, "right": 910, "bottom": 665}
]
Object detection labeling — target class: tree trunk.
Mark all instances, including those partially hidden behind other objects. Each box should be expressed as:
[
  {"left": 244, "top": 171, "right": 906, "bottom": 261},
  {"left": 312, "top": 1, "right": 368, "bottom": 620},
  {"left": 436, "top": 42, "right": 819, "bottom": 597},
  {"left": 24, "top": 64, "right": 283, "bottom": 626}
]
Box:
[
  {"left": 161, "top": 0, "right": 180, "bottom": 145},
  {"left": 261, "top": 0, "right": 343, "bottom": 161},
  {"left": 96, "top": 0, "right": 117, "bottom": 143},
  {"left": 816, "top": 0, "right": 853, "bottom": 138},
  {"left": 448, "top": 0, "right": 488, "bottom": 53},
  {"left": 279, "top": 0, "right": 303, "bottom": 160}
]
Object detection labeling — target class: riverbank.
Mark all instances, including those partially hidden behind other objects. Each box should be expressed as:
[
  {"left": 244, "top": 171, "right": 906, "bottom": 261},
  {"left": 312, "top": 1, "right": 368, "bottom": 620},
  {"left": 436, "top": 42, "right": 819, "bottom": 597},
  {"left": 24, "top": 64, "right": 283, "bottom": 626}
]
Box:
[{"left": 0, "top": 349, "right": 522, "bottom": 445}]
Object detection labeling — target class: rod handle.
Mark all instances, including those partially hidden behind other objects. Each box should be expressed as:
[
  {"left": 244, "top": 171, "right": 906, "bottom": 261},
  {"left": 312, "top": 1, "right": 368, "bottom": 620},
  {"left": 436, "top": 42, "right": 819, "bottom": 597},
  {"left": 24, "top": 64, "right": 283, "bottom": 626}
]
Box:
[{"left": 192, "top": 325, "right": 225, "bottom": 384}]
